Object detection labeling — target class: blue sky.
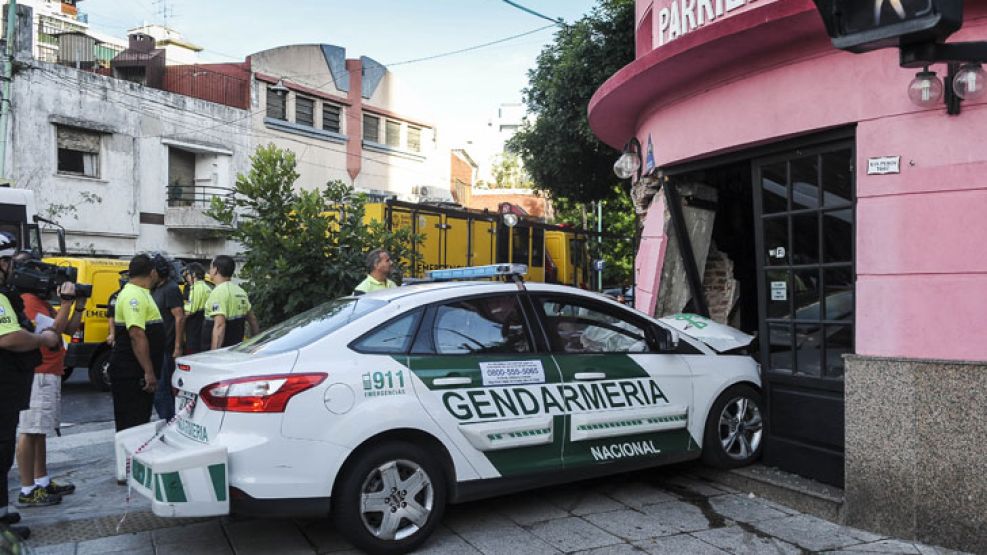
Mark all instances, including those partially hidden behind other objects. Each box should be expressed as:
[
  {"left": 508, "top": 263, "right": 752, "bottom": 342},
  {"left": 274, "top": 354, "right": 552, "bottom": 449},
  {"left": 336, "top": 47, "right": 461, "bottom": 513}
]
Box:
[{"left": 78, "top": 0, "right": 598, "bottom": 140}]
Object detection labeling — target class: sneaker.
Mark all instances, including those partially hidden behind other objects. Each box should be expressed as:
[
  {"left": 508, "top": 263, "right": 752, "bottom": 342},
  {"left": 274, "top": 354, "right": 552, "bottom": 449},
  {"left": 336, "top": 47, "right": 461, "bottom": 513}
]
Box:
[
  {"left": 9, "top": 525, "right": 30, "bottom": 540},
  {"left": 45, "top": 480, "right": 76, "bottom": 496},
  {"left": 0, "top": 512, "right": 19, "bottom": 524},
  {"left": 16, "top": 486, "right": 61, "bottom": 507}
]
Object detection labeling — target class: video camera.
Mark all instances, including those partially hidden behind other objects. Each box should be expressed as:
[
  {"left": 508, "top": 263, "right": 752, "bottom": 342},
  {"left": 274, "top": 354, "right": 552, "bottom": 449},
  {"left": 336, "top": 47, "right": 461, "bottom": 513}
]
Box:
[{"left": 9, "top": 259, "right": 92, "bottom": 299}]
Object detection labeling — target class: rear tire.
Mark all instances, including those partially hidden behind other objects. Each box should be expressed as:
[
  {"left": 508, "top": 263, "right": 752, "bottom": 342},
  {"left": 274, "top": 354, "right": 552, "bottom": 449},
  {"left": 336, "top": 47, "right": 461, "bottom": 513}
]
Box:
[
  {"left": 88, "top": 350, "right": 112, "bottom": 392},
  {"left": 701, "top": 384, "right": 764, "bottom": 469},
  {"left": 332, "top": 441, "right": 447, "bottom": 555}
]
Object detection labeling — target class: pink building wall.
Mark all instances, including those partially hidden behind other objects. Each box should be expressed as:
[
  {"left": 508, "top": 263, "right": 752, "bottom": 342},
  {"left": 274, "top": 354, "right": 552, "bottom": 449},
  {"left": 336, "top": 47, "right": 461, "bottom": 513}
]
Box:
[{"left": 593, "top": 0, "right": 987, "bottom": 362}]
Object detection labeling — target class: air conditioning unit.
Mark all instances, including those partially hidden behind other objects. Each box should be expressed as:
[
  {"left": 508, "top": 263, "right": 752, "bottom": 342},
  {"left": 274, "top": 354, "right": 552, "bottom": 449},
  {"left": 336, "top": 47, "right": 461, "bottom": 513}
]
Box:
[{"left": 412, "top": 185, "right": 430, "bottom": 198}]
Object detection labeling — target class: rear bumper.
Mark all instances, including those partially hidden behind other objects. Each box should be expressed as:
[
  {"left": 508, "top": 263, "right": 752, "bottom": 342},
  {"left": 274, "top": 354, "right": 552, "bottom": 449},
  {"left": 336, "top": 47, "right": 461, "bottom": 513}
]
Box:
[
  {"left": 230, "top": 488, "right": 331, "bottom": 518},
  {"left": 65, "top": 342, "right": 100, "bottom": 368}
]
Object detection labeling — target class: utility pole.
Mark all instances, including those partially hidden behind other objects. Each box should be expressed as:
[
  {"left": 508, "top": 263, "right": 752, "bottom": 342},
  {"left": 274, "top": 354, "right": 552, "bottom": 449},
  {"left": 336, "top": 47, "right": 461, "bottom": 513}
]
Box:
[
  {"left": 0, "top": 0, "right": 17, "bottom": 180},
  {"left": 596, "top": 200, "right": 603, "bottom": 291}
]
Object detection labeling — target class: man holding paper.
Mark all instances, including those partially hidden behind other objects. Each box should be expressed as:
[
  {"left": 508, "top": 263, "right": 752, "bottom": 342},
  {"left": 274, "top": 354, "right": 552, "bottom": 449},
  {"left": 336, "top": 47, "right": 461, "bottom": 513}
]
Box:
[{"left": 11, "top": 251, "right": 88, "bottom": 508}]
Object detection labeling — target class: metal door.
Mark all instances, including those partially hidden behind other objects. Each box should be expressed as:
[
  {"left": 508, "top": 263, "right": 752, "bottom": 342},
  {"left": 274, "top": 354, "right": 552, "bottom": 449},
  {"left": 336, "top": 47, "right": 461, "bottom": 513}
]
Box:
[{"left": 753, "top": 141, "right": 855, "bottom": 487}]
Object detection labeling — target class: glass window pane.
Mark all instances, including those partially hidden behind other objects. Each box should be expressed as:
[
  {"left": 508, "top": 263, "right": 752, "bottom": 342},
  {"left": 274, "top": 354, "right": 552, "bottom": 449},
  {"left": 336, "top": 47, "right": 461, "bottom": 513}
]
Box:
[
  {"left": 791, "top": 213, "right": 819, "bottom": 265},
  {"left": 385, "top": 120, "right": 401, "bottom": 147},
  {"left": 322, "top": 104, "right": 341, "bottom": 133},
  {"left": 296, "top": 97, "right": 314, "bottom": 126},
  {"left": 353, "top": 311, "right": 420, "bottom": 354},
  {"left": 233, "top": 298, "right": 386, "bottom": 355},
  {"left": 792, "top": 269, "right": 821, "bottom": 321},
  {"left": 266, "top": 87, "right": 285, "bottom": 120},
  {"left": 764, "top": 270, "right": 791, "bottom": 319},
  {"left": 408, "top": 126, "right": 421, "bottom": 152},
  {"left": 767, "top": 322, "right": 794, "bottom": 374},
  {"left": 433, "top": 296, "right": 531, "bottom": 355},
  {"left": 794, "top": 324, "right": 823, "bottom": 377},
  {"left": 532, "top": 227, "right": 544, "bottom": 268},
  {"left": 822, "top": 149, "right": 853, "bottom": 207},
  {"left": 824, "top": 325, "right": 852, "bottom": 378},
  {"left": 762, "top": 216, "right": 788, "bottom": 265},
  {"left": 760, "top": 163, "right": 788, "bottom": 214},
  {"left": 539, "top": 298, "right": 650, "bottom": 353},
  {"left": 512, "top": 226, "right": 530, "bottom": 265},
  {"left": 823, "top": 209, "right": 853, "bottom": 263},
  {"left": 363, "top": 114, "right": 379, "bottom": 142},
  {"left": 790, "top": 155, "right": 820, "bottom": 210},
  {"left": 823, "top": 267, "right": 854, "bottom": 321}
]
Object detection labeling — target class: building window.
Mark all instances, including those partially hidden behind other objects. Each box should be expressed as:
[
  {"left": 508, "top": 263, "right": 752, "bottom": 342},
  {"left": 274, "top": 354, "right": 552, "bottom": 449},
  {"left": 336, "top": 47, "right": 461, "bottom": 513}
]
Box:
[
  {"left": 167, "top": 148, "right": 196, "bottom": 207},
  {"left": 56, "top": 125, "right": 100, "bottom": 178},
  {"left": 408, "top": 126, "right": 421, "bottom": 153},
  {"left": 363, "top": 114, "right": 380, "bottom": 143},
  {"left": 385, "top": 120, "right": 401, "bottom": 148},
  {"left": 266, "top": 87, "right": 286, "bottom": 120},
  {"left": 295, "top": 96, "right": 314, "bottom": 127},
  {"left": 323, "top": 103, "right": 341, "bottom": 134}
]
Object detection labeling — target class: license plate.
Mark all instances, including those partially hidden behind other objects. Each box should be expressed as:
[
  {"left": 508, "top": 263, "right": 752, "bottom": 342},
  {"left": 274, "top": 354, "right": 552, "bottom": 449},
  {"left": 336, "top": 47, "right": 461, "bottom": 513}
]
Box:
[{"left": 177, "top": 391, "right": 197, "bottom": 414}]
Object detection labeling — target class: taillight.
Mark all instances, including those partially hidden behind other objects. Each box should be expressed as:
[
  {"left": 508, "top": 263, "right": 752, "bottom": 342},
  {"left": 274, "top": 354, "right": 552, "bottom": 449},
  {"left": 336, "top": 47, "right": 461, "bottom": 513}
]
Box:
[
  {"left": 198, "top": 373, "right": 327, "bottom": 413},
  {"left": 177, "top": 363, "right": 191, "bottom": 372}
]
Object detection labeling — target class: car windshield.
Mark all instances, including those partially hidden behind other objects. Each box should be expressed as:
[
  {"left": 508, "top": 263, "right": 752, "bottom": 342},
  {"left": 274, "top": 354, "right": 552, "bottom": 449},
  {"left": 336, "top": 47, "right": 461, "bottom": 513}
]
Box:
[{"left": 232, "top": 297, "right": 387, "bottom": 355}]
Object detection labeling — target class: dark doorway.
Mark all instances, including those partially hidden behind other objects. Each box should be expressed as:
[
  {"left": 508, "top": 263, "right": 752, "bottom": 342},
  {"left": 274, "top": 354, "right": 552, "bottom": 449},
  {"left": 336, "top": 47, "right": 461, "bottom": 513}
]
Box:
[{"left": 753, "top": 141, "right": 854, "bottom": 487}]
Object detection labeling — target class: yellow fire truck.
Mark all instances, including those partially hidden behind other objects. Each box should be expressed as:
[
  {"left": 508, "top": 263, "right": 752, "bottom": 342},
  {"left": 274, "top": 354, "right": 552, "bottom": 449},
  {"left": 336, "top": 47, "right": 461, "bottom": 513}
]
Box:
[{"left": 364, "top": 200, "right": 593, "bottom": 287}]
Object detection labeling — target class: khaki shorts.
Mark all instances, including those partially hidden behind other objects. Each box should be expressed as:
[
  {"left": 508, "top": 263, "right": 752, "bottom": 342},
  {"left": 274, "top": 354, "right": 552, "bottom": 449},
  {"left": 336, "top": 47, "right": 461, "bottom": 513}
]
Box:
[{"left": 19, "top": 373, "right": 62, "bottom": 435}]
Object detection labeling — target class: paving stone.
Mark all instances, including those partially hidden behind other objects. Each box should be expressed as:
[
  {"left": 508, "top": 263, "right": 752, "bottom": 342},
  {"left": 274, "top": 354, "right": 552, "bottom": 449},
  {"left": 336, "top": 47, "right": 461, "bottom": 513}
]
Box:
[
  {"left": 528, "top": 517, "right": 623, "bottom": 553},
  {"left": 155, "top": 543, "right": 233, "bottom": 555},
  {"left": 634, "top": 533, "right": 731, "bottom": 554},
  {"left": 583, "top": 509, "right": 680, "bottom": 540},
  {"left": 547, "top": 490, "right": 626, "bottom": 516},
  {"left": 708, "top": 495, "right": 790, "bottom": 524},
  {"left": 603, "top": 483, "right": 677, "bottom": 510},
  {"left": 296, "top": 519, "right": 353, "bottom": 552},
  {"left": 446, "top": 514, "right": 558, "bottom": 555},
  {"left": 28, "top": 544, "right": 77, "bottom": 555},
  {"left": 640, "top": 500, "right": 711, "bottom": 533},
  {"left": 414, "top": 526, "right": 482, "bottom": 554},
  {"left": 832, "top": 539, "right": 928, "bottom": 553},
  {"left": 751, "top": 515, "right": 882, "bottom": 552},
  {"left": 76, "top": 531, "right": 151, "bottom": 554},
  {"left": 492, "top": 493, "right": 570, "bottom": 525},
  {"left": 662, "top": 475, "right": 734, "bottom": 498},
  {"left": 152, "top": 520, "right": 226, "bottom": 546},
  {"left": 572, "top": 543, "right": 649, "bottom": 555},
  {"left": 693, "top": 526, "right": 801, "bottom": 555},
  {"left": 224, "top": 519, "right": 315, "bottom": 554},
  {"left": 444, "top": 508, "right": 515, "bottom": 533}
]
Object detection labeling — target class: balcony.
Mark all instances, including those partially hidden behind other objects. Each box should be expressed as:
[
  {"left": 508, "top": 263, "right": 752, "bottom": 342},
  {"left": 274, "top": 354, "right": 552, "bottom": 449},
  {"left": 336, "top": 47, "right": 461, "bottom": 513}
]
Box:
[{"left": 164, "top": 184, "right": 233, "bottom": 236}]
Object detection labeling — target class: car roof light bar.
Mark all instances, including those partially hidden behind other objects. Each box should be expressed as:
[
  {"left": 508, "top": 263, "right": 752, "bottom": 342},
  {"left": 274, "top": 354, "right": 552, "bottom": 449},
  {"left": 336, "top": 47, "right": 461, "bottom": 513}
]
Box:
[{"left": 427, "top": 264, "right": 528, "bottom": 282}]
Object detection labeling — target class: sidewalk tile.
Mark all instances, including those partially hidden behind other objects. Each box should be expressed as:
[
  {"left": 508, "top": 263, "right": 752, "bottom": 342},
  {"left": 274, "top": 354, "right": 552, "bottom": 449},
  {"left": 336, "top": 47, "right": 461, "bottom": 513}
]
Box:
[
  {"left": 634, "top": 533, "right": 731, "bottom": 554},
  {"left": 447, "top": 513, "right": 558, "bottom": 555},
  {"left": 583, "top": 509, "right": 680, "bottom": 540},
  {"left": 76, "top": 531, "right": 151, "bottom": 554},
  {"left": 640, "top": 500, "right": 711, "bottom": 533},
  {"left": 837, "top": 539, "right": 927, "bottom": 553},
  {"left": 693, "top": 526, "right": 801, "bottom": 555},
  {"left": 602, "top": 483, "right": 677, "bottom": 509},
  {"left": 664, "top": 475, "right": 735, "bottom": 497},
  {"left": 528, "top": 517, "right": 622, "bottom": 553},
  {"left": 546, "top": 491, "right": 625, "bottom": 516},
  {"left": 415, "top": 526, "right": 482, "bottom": 554},
  {"left": 492, "top": 494, "right": 569, "bottom": 525},
  {"left": 152, "top": 521, "right": 226, "bottom": 546},
  {"left": 444, "top": 508, "right": 515, "bottom": 533},
  {"left": 29, "top": 544, "right": 77, "bottom": 555},
  {"left": 751, "top": 515, "right": 882, "bottom": 552},
  {"left": 708, "top": 495, "right": 790, "bottom": 524},
  {"left": 572, "top": 544, "right": 648, "bottom": 555},
  {"left": 155, "top": 543, "right": 233, "bottom": 555},
  {"left": 297, "top": 519, "right": 353, "bottom": 552},
  {"left": 224, "top": 519, "right": 315, "bottom": 554}
]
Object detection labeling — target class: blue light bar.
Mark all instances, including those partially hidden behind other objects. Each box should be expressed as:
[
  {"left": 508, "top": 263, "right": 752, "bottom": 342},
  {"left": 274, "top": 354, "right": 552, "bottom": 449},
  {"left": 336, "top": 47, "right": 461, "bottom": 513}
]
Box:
[{"left": 427, "top": 264, "right": 528, "bottom": 281}]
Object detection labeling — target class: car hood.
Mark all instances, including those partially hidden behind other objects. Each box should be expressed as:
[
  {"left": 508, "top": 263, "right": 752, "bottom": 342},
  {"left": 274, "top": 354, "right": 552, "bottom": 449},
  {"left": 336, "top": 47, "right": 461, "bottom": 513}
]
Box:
[{"left": 658, "top": 313, "right": 754, "bottom": 353}]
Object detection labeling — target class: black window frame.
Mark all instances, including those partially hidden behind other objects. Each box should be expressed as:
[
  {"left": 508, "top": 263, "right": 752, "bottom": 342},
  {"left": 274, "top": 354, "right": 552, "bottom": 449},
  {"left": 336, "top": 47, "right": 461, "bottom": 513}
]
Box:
[
  {"left": 349, "top": 308, "right": 425, "bottom": 355},
  {"left": 322, "top": 103, "right": 342, "bottom": 134},
  {"left": 266, "top": 86, "right": 286, "bottom": 120},
  {"left": 410, "top": 293, "right": 540, "bottom": 356},
  {"left": 363, "top": 113, "right": 380, "bottom": 143},
  {"left": 295, "top": 95, "right": 315, "bottom": 127}
]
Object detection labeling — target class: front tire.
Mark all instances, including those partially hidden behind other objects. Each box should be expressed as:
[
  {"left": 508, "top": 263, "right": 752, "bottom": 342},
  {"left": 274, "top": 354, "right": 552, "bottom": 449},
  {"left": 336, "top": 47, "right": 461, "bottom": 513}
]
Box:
[
  {"left": 88, "top": 350, "right": 112, "bottom": 392},
  {"left": 701, "top": 384, "right": 764, "bottom": 469},
  {"left": 333, "top": 441, "right": 446, "bottom": 555}
]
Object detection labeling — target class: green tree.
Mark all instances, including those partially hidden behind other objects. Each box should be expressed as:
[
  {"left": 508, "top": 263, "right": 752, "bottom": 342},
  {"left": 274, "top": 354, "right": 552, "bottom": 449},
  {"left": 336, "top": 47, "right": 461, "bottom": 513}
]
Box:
[
  {"left": 507, "top": 0, "right": 634, "bottom": 204},
  {"left": 491, "top": 152, "right": 533, "bottom": 189},
  {"left": 208, "top": 144, "right": 418, "bottom": 326},
  {"left": 551, "top": 186, "right": 636, "bottom": 287}
]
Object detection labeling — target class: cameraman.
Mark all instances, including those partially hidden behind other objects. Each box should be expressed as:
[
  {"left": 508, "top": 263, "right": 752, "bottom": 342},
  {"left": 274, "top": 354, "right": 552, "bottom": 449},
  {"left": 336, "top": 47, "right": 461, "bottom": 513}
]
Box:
[
  {"left": 109, "top": 255, "right": 165, "bottom": 432},
  {"left": 0, "top": 236, "right": 61, "bottom": 540},
  {"left": 13, "top": 251, "right": 88, "bottom": 508}
]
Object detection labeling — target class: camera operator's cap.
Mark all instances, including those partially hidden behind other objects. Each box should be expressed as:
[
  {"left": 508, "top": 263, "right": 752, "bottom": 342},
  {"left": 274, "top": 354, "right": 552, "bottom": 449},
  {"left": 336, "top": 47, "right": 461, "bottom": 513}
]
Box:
[{"left": 0, "top": 231, "right": 16, "bottom": 257}]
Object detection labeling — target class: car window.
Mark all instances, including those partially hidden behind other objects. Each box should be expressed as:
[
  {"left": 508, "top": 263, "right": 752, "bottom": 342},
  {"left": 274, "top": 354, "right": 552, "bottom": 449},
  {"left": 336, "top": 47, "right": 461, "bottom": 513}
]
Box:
[
  {"left": 351, "top": 310, "right": 422, "bottom": 354},
  {"left": 538, "top": 296, "right": 652, "bottom": 354},
  {"left": 233, "top": 297, "right": 386, "bottom": 355},
  {"left": 432, "top": 295, "right": 532, "bottom": 355}
]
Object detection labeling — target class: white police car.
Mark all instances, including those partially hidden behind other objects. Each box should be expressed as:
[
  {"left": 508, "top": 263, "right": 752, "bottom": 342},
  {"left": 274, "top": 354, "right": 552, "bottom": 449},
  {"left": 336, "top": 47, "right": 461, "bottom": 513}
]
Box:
[{"left": 116, "top": 265, "right": 762, "bottom": 554}]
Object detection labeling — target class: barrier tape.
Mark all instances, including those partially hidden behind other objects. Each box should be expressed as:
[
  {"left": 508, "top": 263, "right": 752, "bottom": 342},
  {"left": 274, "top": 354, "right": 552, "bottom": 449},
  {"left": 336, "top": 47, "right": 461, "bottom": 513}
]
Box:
[{"left": 116, "top": 397, "right": 196, "bottom": 533}]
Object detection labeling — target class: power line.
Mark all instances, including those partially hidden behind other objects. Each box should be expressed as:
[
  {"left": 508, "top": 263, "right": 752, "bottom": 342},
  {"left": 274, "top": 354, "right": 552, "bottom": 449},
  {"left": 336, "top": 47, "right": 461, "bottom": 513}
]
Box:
[
  {"left": 387, "top": 23, "right": 557, "bottom": 67},
  {"left": 499, "top": 0, "right": 564, "bottom": 25}
]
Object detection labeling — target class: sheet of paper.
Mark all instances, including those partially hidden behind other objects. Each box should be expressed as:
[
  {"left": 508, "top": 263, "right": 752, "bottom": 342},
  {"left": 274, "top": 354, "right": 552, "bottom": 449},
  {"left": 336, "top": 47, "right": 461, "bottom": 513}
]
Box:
[{"left": 34, "top": 313, "right": 56, "bottom": 334}]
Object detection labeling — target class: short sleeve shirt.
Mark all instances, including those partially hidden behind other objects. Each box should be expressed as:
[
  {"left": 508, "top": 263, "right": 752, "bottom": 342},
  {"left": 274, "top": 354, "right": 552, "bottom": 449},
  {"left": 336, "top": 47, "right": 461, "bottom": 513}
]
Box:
[
  {"left": 110, "top": 283, "right": 165, "bottom": 377},
  {"left": 185, "top": 280, "right": 211, "bottom": 314},
  {"left": 205, "top": 282, "right": 251, "bottom": 320},
  {"left": 117, "top": 283, "right": 162, "bottom": 331},
  {"left": 354, "top": 275, "right": 396, "bottom": 294},
  {"left": 21, "top": 294, "right": 64, "bottom": 375},
  {"left": 0, "top": 294, "right": 22, "bottom": 336},
  {"left": 152, "top": 280, "right": 184, "bottom": 351}
]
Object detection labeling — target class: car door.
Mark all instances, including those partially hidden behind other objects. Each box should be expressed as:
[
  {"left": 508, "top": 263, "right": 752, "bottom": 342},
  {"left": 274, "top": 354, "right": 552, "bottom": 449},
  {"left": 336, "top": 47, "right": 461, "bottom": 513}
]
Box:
[
  {"left": 406, "top": 293, "right": 565, "bottom": 478},
  {"left": 528, "top": 293, "right": 699, "bottom": 470}
]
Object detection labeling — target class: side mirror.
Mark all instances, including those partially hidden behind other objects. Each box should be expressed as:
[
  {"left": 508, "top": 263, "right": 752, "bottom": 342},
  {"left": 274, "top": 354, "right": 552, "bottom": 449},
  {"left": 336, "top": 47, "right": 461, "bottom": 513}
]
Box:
[{"left": 656, "top": 326, "right": 680, "bottom": 352}]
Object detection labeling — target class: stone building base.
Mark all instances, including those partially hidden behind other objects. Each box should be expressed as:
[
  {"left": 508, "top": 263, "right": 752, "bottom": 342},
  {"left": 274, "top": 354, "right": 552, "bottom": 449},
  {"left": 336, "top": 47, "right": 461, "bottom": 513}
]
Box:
[{"left": 845, "top": 355, "right": 987, "bottom": 553}]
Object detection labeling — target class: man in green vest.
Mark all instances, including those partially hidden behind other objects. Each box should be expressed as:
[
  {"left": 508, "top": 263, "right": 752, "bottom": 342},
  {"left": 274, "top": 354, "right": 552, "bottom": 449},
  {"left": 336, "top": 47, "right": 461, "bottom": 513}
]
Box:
[
  {"left": 354, "top": 249, "right": 396, "bottom": 295},
  {"left": 203, "top": 255, "right": 259, "bottom": 350}
]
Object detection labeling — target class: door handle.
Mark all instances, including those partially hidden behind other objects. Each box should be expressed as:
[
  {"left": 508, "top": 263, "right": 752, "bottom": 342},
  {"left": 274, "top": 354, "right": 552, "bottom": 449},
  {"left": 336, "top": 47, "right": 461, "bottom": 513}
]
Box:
[
  {"left": 433, "top": 377, "right": 472, "bottom": 386},
  {"left": 574, "top": 372, "right": 607, "bottom": 381}
]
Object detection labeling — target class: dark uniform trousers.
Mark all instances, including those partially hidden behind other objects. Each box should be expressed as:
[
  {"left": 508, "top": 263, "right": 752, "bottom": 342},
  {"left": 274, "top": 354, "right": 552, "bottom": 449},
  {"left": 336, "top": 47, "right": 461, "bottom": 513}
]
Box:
[
  {"left": 110, "top": 370, "right": 156, "bottom": 432},
  {"left": 1, "top": 351, "right": 38, "bottom": 510},
  {"left": 0, "top": 408, "right": 19, "bottom": 510}
]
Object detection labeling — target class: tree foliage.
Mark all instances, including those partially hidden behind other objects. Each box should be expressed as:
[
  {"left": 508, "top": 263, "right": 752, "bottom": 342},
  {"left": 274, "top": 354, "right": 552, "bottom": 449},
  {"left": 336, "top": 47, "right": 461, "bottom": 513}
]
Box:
[
  {"left": 208, "top": 144, "right": 418, "bottom": 327},
  {"left": 551, "top": 185, "right": 636, "bottom": 287},
  {"left": 490, "top": 152, "right": 533, "bottom": 189},
  {"left": 508, "top": 0, "right": 635, "bottom": 204}
]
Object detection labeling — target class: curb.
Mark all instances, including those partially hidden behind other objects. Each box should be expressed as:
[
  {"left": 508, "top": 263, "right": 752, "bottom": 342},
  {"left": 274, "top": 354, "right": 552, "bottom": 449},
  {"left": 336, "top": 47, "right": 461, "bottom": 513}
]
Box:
[{"left": 695, "top": 464, "right": 845, "bottom": 523}]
